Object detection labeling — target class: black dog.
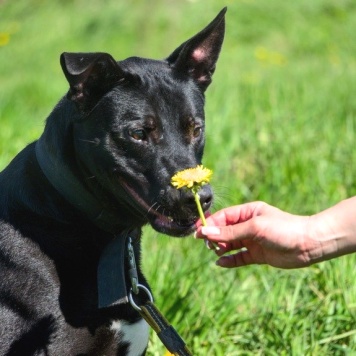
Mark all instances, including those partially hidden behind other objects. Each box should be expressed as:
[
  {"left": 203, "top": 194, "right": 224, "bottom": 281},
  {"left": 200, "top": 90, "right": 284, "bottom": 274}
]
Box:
[{"left": 0, "top": 8, "right": 226, "bottom": 356}]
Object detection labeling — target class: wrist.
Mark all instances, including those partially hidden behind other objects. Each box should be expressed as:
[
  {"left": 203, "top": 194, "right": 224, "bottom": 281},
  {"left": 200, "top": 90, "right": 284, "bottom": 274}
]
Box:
[
  {"left": 305, "top": 214, "right": 339, "bottom": 264},
  {"left": 306, "top": 198, "right": 356, "bottom": 264}
]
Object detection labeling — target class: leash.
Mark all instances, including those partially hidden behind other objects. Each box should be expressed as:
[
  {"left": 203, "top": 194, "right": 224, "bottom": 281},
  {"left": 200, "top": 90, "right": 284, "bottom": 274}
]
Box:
[
  {"left": 98, "top": 234, "right": 193, "bottom": 355},
  {"left": 127, "top": 238, "right": 193, "bottom": 356}
]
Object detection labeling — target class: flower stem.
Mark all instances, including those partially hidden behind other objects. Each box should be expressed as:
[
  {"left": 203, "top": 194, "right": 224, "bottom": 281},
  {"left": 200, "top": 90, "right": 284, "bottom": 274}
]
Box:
[
  {"left": 193, "top": 191, "right": 207, "bottom": 226},
  {"left": 193, "top": 190, "right": 219, "bottom": 250}
]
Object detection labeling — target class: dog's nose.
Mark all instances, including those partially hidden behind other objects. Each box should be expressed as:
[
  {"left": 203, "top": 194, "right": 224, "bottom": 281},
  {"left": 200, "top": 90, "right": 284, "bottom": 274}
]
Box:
[
  {"left": 199, "top": 185, "right": 213, "bottom": 211},
  {"left": 181, "top": 185, "right": 213, "bottom": 212}
]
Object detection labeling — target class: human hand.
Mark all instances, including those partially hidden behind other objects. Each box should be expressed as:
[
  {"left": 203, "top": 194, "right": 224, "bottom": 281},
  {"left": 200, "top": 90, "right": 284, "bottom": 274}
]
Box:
[{"left": 195, "top": 202, "right": 317, "bottom": 269}]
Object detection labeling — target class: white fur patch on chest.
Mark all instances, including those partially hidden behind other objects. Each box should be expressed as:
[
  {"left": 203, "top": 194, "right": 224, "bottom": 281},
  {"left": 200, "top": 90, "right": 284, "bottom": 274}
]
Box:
[{"left": 111, "top": 318, "right": 149, "bottom": 356}]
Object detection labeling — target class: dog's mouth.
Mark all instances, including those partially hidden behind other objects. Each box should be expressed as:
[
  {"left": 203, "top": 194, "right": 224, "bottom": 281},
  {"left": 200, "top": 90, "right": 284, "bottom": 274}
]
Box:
[
  {"left": 150, "top": 214, "right": 196, "bottom": 237},
  {"left": 118, "top": 179, "right": 197, "bottom": 237}
]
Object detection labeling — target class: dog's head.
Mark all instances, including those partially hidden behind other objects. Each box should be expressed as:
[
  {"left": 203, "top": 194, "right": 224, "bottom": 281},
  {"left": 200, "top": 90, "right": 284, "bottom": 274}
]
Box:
[{"left": 59, "top": 8, "right": 226, "bottom": 237}]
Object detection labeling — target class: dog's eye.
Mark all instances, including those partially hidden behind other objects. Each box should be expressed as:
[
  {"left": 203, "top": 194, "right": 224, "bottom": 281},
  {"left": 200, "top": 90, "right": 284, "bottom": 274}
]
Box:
[
  {"left": 193, "top": 126, "right": 202, "bottom": 138},
  {"left": 129, "top": 129, "right": 147, "bottom": 141}
]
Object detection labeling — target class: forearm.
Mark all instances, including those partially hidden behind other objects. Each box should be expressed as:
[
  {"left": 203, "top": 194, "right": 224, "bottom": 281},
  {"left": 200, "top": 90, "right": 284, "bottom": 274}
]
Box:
[{"left": 307, "top": 196, "right": 356, "bottom": 264}]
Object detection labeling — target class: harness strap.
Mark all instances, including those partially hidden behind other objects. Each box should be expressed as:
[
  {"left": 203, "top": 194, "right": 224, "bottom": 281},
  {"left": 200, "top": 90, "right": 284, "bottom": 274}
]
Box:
[{"left": 138, "top": 301, "right": 193, "bottom": 356}]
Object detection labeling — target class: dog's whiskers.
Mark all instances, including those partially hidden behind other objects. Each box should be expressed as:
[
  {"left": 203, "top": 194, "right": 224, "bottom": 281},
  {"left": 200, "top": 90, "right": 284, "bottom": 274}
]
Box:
[
  {"left": 78, "top": 138, "right": 100, "bottom": 145},
  {"left": 147, "top": 202, "right": 158, "bottom": 214},
  {"left": 145, "top": 201, "right": 175, "bottom": 222}
]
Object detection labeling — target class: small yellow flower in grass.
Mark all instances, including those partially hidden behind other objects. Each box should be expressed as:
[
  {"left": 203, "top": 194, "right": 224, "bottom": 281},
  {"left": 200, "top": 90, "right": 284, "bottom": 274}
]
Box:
[
  {"left": 171, "top": 165, "right": 219, "bottom": 250},
  {"left": 0, "top": 33, "right": 10, "bottom": 47}
]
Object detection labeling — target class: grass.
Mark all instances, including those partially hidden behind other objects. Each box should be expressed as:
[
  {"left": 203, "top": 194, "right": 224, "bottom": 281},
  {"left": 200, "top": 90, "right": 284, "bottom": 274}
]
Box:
[{"left": 1, "top": 0, "right": 356, "bottom": 354}]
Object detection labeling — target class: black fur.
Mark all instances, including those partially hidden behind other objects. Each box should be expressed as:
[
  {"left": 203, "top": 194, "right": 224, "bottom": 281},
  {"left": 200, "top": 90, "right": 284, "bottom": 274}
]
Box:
[{"left": 0, "top": 8, "right": 226, "bottom": 355}]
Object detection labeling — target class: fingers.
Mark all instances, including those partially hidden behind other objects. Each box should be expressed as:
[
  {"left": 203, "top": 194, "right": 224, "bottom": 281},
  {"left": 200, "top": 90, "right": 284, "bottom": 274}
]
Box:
[
  {"left": 197, "top": 221, "right": 256, "bottom": 243},
  {"left": 216, "top": 250, "right": 255, "bottom": 268},
  {"left": 195, "top": 202, "right": 267, "bottom": 241},
  {"left": 202, "top": 201, "right": 266, "bottom": 227},
  {"left": 194, "top": 202, "right": 272, "bottom": 268}
]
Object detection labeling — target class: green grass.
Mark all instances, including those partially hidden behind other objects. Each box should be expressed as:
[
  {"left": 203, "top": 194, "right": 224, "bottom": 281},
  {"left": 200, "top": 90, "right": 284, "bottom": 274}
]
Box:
[{"left": 1, "top": 0, "right": 356, "bottom": 354}]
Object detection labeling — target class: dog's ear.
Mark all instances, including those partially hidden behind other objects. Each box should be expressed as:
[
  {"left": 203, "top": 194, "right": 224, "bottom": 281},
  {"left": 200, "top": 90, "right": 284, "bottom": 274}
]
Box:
[
  {"left": 166, "top": 7, "right": 226, "bottom": 92},
  {"left": 60, "top": 52, "right": 125, "bottom": 112}
]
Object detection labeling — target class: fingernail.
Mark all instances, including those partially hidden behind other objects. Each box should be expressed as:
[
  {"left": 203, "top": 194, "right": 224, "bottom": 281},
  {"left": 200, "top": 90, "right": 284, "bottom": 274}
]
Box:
[
  {"left": 201, "top": 226, "right": 221, "bottom": 236},
  {"left": 205, "top": 240, "right": 213, "bottom": 250}
]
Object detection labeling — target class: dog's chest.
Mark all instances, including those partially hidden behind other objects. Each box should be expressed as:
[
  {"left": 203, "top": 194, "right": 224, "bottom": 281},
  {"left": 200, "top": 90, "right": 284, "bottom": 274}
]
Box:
[{"left": 110, "top": 318, "right": 150, "bottom": 356}]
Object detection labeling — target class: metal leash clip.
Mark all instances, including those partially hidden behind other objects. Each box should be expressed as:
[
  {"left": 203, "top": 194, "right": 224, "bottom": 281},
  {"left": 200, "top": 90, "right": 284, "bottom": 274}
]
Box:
[{"left": 127, "top": 236, "right": 192, "bottom": 356}]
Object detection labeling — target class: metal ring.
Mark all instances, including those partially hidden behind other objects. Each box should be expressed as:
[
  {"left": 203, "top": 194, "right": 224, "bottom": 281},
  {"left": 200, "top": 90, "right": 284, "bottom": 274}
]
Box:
[{"left": 128, "top": 284, "right": 153, "bottom": 311}]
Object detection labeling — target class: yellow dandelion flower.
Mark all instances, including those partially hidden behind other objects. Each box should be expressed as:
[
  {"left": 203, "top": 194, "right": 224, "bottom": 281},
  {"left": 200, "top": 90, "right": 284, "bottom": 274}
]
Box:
[
  {"left": 171, "top": 165, "right": 219, "bottom": 250},
  {"left": 171, "top": 165, "right": 212, "bottom": 191},
  {"left": 0, "top": 33, "right": 10, "bottom": 47},
  {"left": 254, "top": 46, "right": 287, "bottom": 66}
]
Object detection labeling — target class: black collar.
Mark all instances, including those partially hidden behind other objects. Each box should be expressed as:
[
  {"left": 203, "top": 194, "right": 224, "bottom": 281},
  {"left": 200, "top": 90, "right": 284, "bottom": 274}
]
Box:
[
  {"left": 35, "top": 137, "right": 136, "bottom": 307},
  {"left": 35, "top": 136, "right": 123, "bottom": 234}
]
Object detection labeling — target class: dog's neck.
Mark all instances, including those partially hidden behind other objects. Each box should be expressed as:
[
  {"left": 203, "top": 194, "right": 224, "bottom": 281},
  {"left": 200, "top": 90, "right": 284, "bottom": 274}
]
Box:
[{"left": 35, "top": 136, "right": 120, "bottom": 234}]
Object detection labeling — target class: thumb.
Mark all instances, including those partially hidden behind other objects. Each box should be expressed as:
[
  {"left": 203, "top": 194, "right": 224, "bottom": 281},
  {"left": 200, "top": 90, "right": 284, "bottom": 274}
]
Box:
[{"left": 200, "top": 221, "right": 254, "bottom": 242}]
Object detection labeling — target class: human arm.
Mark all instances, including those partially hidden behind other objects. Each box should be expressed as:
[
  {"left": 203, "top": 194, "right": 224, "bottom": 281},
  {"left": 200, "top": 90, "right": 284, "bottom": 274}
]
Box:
[{"left": 195, "top": 197, "right": 356, "bottom": 269}]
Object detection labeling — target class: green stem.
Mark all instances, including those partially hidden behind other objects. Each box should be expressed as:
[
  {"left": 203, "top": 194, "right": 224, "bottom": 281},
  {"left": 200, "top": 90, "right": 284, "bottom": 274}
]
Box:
[
  {"left": 193, "top": 189, "right": 219, "bottom": 250},
  {"left": 193, "top": 191, "right": 207, "bottom": 226}
]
